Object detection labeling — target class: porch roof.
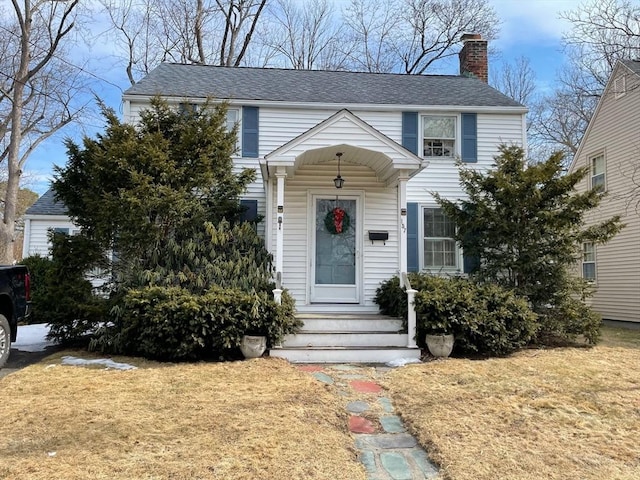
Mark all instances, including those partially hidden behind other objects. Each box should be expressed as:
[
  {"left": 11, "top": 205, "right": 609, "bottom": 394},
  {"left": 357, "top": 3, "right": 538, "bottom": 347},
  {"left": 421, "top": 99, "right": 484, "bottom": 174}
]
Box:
[{"left": 261, "top": 110, "right": 425, "bottom": 186}]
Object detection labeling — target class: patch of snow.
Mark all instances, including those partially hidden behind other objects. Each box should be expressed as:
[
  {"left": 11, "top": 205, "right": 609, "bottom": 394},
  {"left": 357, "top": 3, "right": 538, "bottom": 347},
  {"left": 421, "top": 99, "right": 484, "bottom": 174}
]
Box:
[
  {"left": 61, "top": 356, "right": 137, "bottom": 371},
  {"left": 385, "top": 357, "right": 422, "bottom": 367},
  {"left": 13, "top": 324, "right": 56, "bottom": 352}
]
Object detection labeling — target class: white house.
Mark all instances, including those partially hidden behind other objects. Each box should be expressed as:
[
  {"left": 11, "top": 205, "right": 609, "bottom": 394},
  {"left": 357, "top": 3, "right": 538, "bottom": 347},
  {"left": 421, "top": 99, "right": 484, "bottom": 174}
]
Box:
[{"left": 24, "top": 34, "right": 527, "bottom": 362}]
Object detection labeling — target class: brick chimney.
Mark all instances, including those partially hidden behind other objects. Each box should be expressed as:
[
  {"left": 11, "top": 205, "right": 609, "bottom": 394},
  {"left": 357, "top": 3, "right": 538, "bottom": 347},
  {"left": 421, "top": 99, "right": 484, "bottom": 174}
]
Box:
[{"left": 459, "top": 33, "right": 488, "bottom": 82}]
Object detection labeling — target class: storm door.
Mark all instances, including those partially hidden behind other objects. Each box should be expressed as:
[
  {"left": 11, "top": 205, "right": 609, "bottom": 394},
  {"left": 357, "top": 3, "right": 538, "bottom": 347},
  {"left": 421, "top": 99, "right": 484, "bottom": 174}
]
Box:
[{"left": 310, "top": 195, "right": 360, "bottom": 303}]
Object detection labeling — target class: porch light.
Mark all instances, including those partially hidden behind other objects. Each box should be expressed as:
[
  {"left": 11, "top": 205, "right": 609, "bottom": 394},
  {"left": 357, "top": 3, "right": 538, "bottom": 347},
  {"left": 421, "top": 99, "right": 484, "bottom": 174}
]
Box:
[{"left": 334, "top": 152, "right": 345, "bottom": 189}]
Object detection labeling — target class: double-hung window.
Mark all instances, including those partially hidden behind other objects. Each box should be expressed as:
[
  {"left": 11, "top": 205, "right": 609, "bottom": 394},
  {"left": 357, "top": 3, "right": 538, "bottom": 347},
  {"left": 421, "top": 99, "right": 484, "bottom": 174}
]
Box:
[
  {"left": 590, "top": 154, "right": 605, "bottom": 192},
  {"left": 423, "top": 207, "right": 458, "bottom": 270},
  {"left": 582, "top": 242, "right": 596, "bottom": 281},
  {"left": 226, "top": 109, "right": 239, "bottom": 132},
  {"left": 423, "top": 115, "right": 456, "bottom": 158}
]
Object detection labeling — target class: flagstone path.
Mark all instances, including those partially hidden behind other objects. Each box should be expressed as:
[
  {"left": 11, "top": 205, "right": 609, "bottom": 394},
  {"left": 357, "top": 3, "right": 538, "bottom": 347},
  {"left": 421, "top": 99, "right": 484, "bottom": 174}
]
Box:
[{"left": 298, "top": 364, "right": 439, "bottom": 480}]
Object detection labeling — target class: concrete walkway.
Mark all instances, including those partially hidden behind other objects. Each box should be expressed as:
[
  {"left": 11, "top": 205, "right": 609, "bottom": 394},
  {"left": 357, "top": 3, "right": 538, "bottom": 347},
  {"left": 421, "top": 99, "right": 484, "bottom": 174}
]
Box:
[{"left": 298, "top": 364, "right": 439, "bottom": 480}]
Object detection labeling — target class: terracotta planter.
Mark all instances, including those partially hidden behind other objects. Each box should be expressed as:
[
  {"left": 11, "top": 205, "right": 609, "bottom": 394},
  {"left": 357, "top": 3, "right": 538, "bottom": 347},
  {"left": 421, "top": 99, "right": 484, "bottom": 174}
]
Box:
[
  {"left": 425, "top": 334, "right": 454, "bottom": 358},
  {"left": 240, "top": 335, "right": 267, "bottom": 359}
]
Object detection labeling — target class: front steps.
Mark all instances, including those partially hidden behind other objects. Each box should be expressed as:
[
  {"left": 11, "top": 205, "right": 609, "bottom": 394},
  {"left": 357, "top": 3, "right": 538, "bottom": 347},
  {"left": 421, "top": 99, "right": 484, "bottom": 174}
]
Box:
[{"left": 270, "top": 313, "right": 421, "bottom": 363}]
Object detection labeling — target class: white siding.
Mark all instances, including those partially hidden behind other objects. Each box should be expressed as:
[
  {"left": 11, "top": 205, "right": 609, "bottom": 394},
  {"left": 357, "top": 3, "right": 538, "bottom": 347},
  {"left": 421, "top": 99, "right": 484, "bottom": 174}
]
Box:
[
  {"left": 407, "top": 113, "right": 524, "bottom": 203},
  {"left": 233, "top": 156, "right": 266, "bottom": 236},
  {"left": 23, "top": 217, "right": 78, "bottom": 258},
  {"left": 259, "top": 108, "right": 401, "bottom": 155},
  {"left": 274, "top": 163, "right": 398, "bottom": 307}
]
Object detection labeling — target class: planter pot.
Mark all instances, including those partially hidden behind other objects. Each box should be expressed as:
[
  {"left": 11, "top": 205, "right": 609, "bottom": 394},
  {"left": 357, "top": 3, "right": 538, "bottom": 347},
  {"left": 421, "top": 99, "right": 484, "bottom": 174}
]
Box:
[
  {"left": 425, "top": 334, "right": 455, "bottom": 358},
  {"left": 240, "top": 335, "right": 267, "bottom": 359}
]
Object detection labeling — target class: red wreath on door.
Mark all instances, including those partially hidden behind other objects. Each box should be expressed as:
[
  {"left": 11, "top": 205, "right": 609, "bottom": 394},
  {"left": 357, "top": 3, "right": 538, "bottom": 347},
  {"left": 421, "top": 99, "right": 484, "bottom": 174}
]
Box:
[{"left": 324, "top": 207, "right": 350, "bottom": 234}]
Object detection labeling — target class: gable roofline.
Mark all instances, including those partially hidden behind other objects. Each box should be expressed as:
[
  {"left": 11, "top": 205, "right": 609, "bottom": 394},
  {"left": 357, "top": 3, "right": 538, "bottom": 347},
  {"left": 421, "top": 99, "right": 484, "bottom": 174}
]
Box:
[
  {"left": 261, "top": 109, "right": 425, "bottom": 186},
  {"left": 122, "top": 63, "right": 526, "bottom": 110},
  {"left": 569, "top": 59, "right": 640, "bottom": 173},
  {"left": 265, "top": 108, "right": 422, "bottom": 165},
  {"left": 122, "top": 94, "right": 528, "bottom": 115},
  {"left": 25, "top": 188, "right": 68, "bottom": 216}
]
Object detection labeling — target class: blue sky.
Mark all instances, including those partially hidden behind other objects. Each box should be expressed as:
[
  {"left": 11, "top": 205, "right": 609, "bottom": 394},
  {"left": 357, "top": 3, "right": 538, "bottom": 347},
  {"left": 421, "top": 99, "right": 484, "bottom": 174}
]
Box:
[{"left": 23, "top": 0, "right": 580, "bottom": 196}]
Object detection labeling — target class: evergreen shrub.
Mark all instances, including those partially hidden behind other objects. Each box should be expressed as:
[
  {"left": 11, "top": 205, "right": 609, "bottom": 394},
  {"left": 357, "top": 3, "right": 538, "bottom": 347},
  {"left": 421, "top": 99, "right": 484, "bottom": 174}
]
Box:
[
  {"left": 19, "top": 254, "right": 53, "bottom": 325},
  {"left": 112, "top": 285, "right": 297, "bottom": 361},
  {"left": 42, "top": 232, "right": 109, "bottom": 345},
  {"left": 375, "top": 273, "right": 537, "bottom": 356}
]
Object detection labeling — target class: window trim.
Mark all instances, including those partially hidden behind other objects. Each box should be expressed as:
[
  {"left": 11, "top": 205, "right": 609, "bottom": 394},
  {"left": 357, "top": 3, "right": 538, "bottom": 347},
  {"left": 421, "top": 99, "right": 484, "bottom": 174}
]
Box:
[
  {"left": 419, "top": 205, "right": 462, "bottom": 273},
  {"left": 589, "top": 153, "right": 606, "bottom": 192},
  {"left": 421, "top": 113, "right": 460, "bottom": 160},
  {"left": 226, "top": 108, "right": 241, "bottom": 155},
  {"left": 614, "top": 75, "right": 626, "bottom": 99},
  {"left": 582, "top": 242, "right": 596, "bottom": 282}
]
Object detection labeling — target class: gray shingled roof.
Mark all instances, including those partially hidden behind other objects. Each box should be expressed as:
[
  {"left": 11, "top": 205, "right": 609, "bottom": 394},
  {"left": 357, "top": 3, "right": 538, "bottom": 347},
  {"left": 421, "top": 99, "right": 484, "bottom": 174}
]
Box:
[
  {"left": 124, "top": 64, "right": 525, "bottom": 108},
  {"left": 621, "top": 59, "right": 640, "bottom": 75},
  {"left": 25, "top": 188, "right": 68, "bottom": 216}
]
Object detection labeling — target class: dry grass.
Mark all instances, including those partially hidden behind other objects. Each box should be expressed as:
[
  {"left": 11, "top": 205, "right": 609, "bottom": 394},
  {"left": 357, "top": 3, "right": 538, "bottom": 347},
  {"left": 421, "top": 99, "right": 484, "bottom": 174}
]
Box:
[
  {"left": 383, "top": 326, "right": 640, "bottom": 480},
  {"left": 0, "top": 353, "right": 365, "bottom": 480}
]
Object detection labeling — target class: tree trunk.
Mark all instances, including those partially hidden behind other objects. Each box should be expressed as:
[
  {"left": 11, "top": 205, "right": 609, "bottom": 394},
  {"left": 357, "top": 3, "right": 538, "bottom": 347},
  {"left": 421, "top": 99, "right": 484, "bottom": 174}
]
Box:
[{"left": 2, "top": 1, "right": 31, "bottom": 264}]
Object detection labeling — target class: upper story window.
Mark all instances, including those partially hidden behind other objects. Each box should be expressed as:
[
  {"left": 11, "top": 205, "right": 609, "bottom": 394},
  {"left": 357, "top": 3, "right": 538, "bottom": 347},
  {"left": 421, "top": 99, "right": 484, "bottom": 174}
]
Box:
[
  {"left": 423, "top": 115, "right": 456, "bottom": 158},
  {"left": 614, "top": 75, "right": 626, "bottom": 99},
  {"left": 582, "top": 242, "right": 596, "bottom": 281},
  {"left": 423, "top": 207, "right": 459, "bottom": 270},
  {"left": 590, "top": 154, "right": 605, "bottom": 192},
  {"left": 226, "top": 109, "right": 239, "bottom": 132}
]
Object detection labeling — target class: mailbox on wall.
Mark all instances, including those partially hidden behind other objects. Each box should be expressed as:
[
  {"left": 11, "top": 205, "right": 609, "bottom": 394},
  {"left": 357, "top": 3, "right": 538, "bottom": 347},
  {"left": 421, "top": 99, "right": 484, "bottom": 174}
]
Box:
[{"left": 368, "top": 230, "right": 389, "bottom": 244}]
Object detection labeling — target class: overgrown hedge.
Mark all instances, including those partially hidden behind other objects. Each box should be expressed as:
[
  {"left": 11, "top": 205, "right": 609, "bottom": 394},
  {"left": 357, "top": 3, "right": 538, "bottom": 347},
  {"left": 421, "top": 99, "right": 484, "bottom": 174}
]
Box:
[
  {"left": 19, "top": 255, "right": 52, "bottom": 325},
  {"left": 375, "top": 273, "right": 537, "bottom": 356},
  {"left": 93, "top": 285, "right": 299, "bottom": 361}
]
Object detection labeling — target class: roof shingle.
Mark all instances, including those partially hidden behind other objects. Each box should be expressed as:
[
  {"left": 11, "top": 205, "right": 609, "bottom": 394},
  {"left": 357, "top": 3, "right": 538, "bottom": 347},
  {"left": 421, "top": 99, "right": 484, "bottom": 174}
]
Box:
[
  {"left": 124, "top": 64, "right": 525, "bottom": 108},
  {"left": 25, "top": 188, "right": 68, "bottom": 216}
]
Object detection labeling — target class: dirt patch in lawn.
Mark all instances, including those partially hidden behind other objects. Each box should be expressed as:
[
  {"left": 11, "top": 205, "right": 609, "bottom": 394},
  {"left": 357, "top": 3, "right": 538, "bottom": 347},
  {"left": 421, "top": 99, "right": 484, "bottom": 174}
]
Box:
[
  {"left": 0, "top": 354, "right": 365, "bottom": 480},
  {"left": 383, "top": 327, "right": 640, "bottom": 480}
]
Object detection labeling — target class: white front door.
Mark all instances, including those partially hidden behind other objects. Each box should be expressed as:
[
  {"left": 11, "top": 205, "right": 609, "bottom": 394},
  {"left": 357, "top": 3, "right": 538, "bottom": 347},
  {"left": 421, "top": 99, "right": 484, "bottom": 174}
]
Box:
[{"left": 310, "top": 195, "right": 360, "bottom": 303}]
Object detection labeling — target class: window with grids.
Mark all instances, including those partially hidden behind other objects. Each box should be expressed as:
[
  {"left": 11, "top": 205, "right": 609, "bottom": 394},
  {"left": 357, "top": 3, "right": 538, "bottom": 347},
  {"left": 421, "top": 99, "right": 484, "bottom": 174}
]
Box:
[
  {"left": 590, "top": 154, "right": 605, "bottom": 192},
  {"left": 582, "top": 242, "right": 596, "bottom": 281},
  {"left": 423, "top": 208, "right": 458, "bottom": 269},
  {"left": 423, "top": 115, "right": 456, "bottom": 158}
]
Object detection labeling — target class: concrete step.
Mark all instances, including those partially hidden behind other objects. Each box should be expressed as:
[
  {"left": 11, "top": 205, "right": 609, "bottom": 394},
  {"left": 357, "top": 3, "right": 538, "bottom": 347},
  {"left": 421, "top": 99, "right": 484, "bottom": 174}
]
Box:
[
  {"left": 270, "top": 346, "right": 421, "bottom": 364},
  {"left": 283, "top": 332, "right": 409, "bottom": 348},
  {"left": 298, "top": 314, "right": 403, "bottom": 333}
]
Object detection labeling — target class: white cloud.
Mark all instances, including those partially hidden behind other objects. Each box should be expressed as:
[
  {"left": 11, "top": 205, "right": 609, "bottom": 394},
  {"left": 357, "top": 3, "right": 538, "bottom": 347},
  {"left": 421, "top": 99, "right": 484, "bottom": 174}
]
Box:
[{"left": 491, "top": 0, "right": 581, "bottom": 48}]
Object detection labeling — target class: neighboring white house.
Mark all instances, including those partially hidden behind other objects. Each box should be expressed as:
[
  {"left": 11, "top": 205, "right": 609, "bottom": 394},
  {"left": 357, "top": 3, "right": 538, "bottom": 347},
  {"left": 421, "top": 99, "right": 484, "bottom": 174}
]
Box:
[
  {"left": 22, "top": 188, "right": 78, "bottom": 258},
  {"left": 23, "top": 34, "right": 528, "bottom": 361},
  {"left": 569, "top": 59, "right": 640, "bottom": 324}
]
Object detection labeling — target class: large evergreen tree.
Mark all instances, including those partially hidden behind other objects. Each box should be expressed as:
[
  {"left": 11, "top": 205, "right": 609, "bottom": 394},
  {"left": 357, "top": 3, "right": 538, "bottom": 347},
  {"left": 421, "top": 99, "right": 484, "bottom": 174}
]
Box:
[
  {"left": 53, "top": 98, "right": 255, "bottom": 276},
  {"left": 436, "top": 145, "right": 623, "bottom": 343}
]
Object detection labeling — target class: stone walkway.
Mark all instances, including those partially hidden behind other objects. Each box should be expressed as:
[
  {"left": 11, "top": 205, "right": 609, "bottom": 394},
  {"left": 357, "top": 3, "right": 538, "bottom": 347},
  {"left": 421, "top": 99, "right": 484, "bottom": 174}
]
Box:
[{"left": 298, "top": 364, "right": 439, "bottom": 480}]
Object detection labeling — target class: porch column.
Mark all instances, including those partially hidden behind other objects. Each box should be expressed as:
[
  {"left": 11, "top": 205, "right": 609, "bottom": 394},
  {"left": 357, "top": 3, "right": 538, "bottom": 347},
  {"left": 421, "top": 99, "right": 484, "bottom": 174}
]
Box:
[
  {"left": 275, "top": 168, "right": 287, "bottom": 277},
  {"left": 398, "top": 174, "right": 408, "bottom": 287}
]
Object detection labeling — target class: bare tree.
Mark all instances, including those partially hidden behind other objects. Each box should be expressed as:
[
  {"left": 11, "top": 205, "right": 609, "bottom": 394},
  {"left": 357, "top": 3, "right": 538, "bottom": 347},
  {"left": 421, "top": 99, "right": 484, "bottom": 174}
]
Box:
[
  {"left": 257, "top": 0, "right": 349, "bottom": 70},
  {"left": 534, "top": 0, "right": 640, "bottom": 155},
  {"left": 0, "top": 0, "right": 86, "bottom": 263},
  {"left": 343, "top": 0, "right": 499, "bottom": 74},
  {"left": 491, "top": 56, "right": 536, "bottom": 105},
  {"left": 99, "top": 0, "right": 159, "bottom": 85},
  {"left": 341, "top": 0, "right": 401, "bottom": 73},
  {"left": 100, "top": 0, "right": 266, "bottom": 85}
]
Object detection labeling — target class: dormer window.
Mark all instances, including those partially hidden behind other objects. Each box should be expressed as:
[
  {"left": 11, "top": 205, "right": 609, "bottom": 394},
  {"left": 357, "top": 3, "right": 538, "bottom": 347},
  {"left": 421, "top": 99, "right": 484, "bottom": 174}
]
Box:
[{"left": 423, "top": 115, "right": 456, "bottom": 158}]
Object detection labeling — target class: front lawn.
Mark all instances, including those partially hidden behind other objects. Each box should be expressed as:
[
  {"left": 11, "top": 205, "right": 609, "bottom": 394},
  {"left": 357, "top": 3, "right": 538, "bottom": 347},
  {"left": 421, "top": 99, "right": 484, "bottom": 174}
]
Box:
[
  {"left": 0, "top": 355, "right": 365, "bottom": 480},
  {"left": 384, "top": 326, "right": 640, "bottom": 480}
]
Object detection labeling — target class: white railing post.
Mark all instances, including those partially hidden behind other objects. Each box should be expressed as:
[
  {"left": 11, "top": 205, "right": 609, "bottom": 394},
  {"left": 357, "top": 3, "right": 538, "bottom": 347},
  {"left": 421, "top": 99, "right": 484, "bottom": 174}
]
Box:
[
  {"left": 402, "top": 272, "right": 418, "bottom": 349},
  {"left": 406, "top": 288, "right": 418, "bottom": 349},
  {"left": 272, "top": 271, "right": 283, "bottom": 348}
]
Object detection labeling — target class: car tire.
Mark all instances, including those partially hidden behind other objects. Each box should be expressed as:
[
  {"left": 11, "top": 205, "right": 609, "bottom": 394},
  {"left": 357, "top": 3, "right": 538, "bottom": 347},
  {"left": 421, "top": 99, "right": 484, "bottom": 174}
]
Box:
[{"left": 0, "top": 314, "right": 11, "bottom": 369}]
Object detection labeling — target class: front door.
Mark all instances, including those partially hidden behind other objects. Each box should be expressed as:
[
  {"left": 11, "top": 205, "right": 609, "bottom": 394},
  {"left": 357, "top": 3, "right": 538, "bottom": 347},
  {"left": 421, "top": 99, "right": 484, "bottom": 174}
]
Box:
[{"left": 311, "top": 195, "right": 360, "bottom": 303}]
